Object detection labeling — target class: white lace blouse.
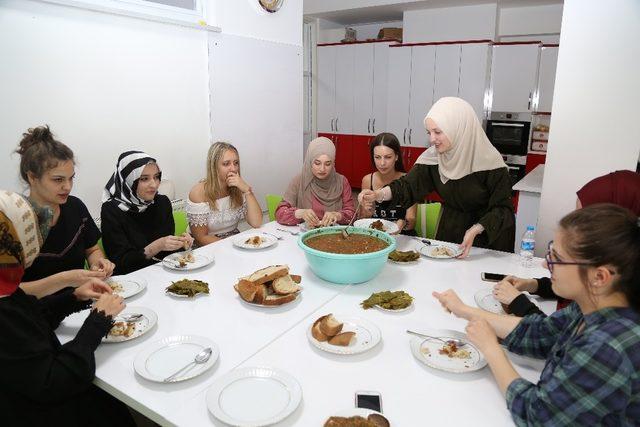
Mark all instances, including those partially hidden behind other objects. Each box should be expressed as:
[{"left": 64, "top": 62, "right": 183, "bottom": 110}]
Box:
[{"left": 186, "top": 195, "right": 247, "bottom": 237}]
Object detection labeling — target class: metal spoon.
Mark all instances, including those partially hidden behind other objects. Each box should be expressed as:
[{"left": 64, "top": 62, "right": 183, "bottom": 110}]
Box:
[
  {"left": 406, "top": 330, "right": 467, "bottom": 348},
  {"left": 116, "top": 313, "right": 144, "bottom": 323},
  {"left": 163, "top": 347, "right": 213, "bottom": 382},
  {"left": 341, "top": 199, "right": 361, "bottom": 239}
]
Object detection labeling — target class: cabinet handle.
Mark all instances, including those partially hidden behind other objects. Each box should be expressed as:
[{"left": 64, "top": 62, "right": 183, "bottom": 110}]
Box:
[
  {"left": 336, "top": 118, "right": 339, "bottom": 132},
  {"left": 330, "top": 118, "right": 335, "bottom": 132},
  {"left": 527, "top": 92, "right": 532, "bottom": 111},
  {"left": 409, "top": 128, "right": 412, "bottom": 145},
  {"left": 403, "top": 128, "right": 407, "bottom": 144},
  {"left": 367, "top": 118, "right": 371, "bottom": 134},
  {"left": 372, "top": 118, "right": 376, "bottom": 133}
]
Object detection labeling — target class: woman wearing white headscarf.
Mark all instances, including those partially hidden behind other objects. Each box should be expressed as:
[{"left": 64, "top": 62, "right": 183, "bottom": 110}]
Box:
[
  {"left": 361, "top": 97, "right": 515, "bottom": 257},
  {"left": 276, "top": 137, "right": 355, "bottom": 227},
  {"left": 101, "top": 151, "right": 193, "bottom": 275},
  {"left": 0, "top": 190, "right": 134, "bottom": 426}
]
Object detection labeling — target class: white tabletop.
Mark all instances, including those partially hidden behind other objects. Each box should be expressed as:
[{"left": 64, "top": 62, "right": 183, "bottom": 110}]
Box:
[
  {"left": 58, "top": 226, "right": 552, "bottom": 426},
  {"left": 513, "top": 164, "right": 545, "bottom": 193}
]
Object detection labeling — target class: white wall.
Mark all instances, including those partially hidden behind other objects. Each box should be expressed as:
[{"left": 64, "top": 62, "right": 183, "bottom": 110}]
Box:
[
  {"left": 536, "top": 0, "right": 640, "bottom": 255},
  {"left": 499, "top": 4, "right": 563, "bottom": 37},
  {"left": 403, "top": 4, "right": 497, "bottom": 43}
]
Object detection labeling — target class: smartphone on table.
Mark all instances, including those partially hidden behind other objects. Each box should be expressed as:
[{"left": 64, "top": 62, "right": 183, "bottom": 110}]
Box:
[
  {"left": 481, "top": 272, "right": 506, "bottom": 282},
  {"left": 355, "top": 390, "right": 382, "bottom": 413}
]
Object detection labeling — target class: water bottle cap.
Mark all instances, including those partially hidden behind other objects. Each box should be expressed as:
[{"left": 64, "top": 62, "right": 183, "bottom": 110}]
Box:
[{"left": 526, "top": 225, "right": 535, "bottom": 231}]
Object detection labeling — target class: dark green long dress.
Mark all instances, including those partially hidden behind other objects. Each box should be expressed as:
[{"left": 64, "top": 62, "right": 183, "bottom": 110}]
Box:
[{"left": 388, "top": 164, "right": 515, "bottom": 252}]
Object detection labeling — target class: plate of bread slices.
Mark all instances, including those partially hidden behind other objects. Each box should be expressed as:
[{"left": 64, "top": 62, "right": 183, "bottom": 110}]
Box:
[
  {"left": 308, "top": 314, "right": 381, "bottom": 355},
  {"left": 324, "top": 408, "right": 390, "bottom": 427},
  {"left": 234, "top": 265, "right": 301, "bottom": 307}
]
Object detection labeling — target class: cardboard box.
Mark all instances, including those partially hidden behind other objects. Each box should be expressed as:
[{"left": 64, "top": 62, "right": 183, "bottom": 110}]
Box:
[{"left": 377, "top": 28, "right": 403, "bottom": 41}]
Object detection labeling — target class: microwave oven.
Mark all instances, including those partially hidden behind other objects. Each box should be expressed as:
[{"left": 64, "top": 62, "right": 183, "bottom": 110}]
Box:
[{"left": 485, "top": 112, "right": 531, "bottom": 156}]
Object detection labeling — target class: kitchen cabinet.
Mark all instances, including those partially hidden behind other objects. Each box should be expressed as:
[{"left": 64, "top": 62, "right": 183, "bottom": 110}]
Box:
[
  {"left": 490, "top": 44, "right": 540, "bottom": 112},
  {"left": 317, "top": 45, "right": 355, "bottom": 134},
  {"left": 407, "top": 45, "right": 436, "bottom": 147},
  {"left": 459, "top": 43, "right": 491, "bottom": 120},
  {"left": 351, "top": 135, "right": 374, "bottom": 187},
  {"left": 317, "top": 46, "right": 336, "bottom": 133},
  {"left": 352, "top": 43, "right": 391, "bottom": 135},
  {"left": 385, "top": 46, "right": 412, "bottom": 145},
  {"left": 334, "top": 46, "right": 355, "bottom": 134},
  {"left": 401, "top": 146, "right": 427, "bottom": 171},
  {"left": 433, "top": 44, "right": 461, "bottom": 103},
  {"left": 535, "top": 46, "right": 558, "bottom": 113}
]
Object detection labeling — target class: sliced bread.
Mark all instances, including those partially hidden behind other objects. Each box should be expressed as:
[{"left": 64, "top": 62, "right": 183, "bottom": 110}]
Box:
[
  {"left": 311, "top": 317, "right": 329, "bottom": 341},
  {"left": 319, "top": 314, "right": 343, "bottom": 336},
  {"left": 236, "top": 279, "right": 257, "bottom": 302},
  {"left": 272, "top": 275, "right": 301, "bottom": 295},
  {"left": 262, "top": 293, "right": 297, "bottom": 306},
  {"left": 253, "top": 284, "right": 268, "bottom": 304},
  {"left": 290, "top": 274, "right": 302, "bottom": 284},
  {"left": 328, "top": 331, "right": 355, "bottom": 346},
  {"left": 242, "top": 265, "right": 289, "bottom": 285}
]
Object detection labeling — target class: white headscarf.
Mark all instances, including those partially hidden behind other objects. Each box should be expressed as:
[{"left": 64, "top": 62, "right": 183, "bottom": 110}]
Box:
[
  {"left": 103, "top": 151, "right": 159, "bottom": 213},
  {"left": 415, "top": 97, "right": 506, "bottom": 184}
]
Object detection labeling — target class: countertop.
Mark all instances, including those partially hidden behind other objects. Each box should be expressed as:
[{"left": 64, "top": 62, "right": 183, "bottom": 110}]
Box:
[{"left": 513, "top": 164, "right": 545, "bottom": 193}]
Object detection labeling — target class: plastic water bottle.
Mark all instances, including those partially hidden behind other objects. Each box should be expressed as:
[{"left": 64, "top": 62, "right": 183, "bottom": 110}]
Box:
[{"left": 520, "top": 225, "right": 536, "bottom": 268}]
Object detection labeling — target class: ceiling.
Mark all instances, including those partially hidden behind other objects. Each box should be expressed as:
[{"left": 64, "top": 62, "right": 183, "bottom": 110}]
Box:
[{"left": 304, "top": 0, "right": 564, "bottom": 26}]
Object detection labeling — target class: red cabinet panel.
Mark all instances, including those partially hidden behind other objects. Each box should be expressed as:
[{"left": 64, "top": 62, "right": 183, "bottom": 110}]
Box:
[
  {"left": 525, "top": 153, "right": 546, "bottom": 173},
  {"left": 351, "top": 135, "right": 374, "bottom": 189},
  {"left": 319, "top": 133, "right": 355, "bottom": 186}
]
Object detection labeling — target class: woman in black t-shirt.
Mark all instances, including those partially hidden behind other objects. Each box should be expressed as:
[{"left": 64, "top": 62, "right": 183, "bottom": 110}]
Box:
[
  {"left": 101, "top": 151, "right": 193, "bottom": 275},
  {"left": 358, "top": 133, "right": 417, "bottom": 235},
  {"left": 15, "top": 126, "right": 115, "bottom": 296}
]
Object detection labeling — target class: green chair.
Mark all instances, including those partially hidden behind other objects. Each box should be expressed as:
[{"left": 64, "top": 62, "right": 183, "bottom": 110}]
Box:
[
  {"left": 415, "top": 202, "right": 442, "bottom": 239},
  {"left": 265, "top": 194, "right": 283, "bottom": 222},
  {"left": 173, "top": 210, "right": 188, "bottom": 235}
]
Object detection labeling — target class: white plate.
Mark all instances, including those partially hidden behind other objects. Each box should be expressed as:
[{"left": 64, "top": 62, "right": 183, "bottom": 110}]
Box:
[
  {"left": 134, "top": 335, "right": 219, "bottom": 383},
  {"left": 375, "top": 301, "right": 413, "bottom": 313},
  {"left": 474, "top": 288, "right": 540, "bottom": 315},
  {"left": 410, "top": 329, "right": 486, "bottom": 373},
  {"left": 239, "top": 292, "right": 300, "bottom": 309},
  {"left": 232, "top": 233, "right": 278, "bottom": 250},
  {"left": 307, "top": 315, "right": 381, "bottom": 355},
  {"left": 106, "top": 276, "right": 147, "bottom": 299},
  {"left": 162, "top": 252, "right": 213, "bottom": 271},
  {"left": 419, "top": 243, "right": 462, "bottom": 259},
  {"left": 103, "top": 306, "right": 157, "bottom": 343},
  {"left": 206, "top": 366, "right": 302, "bottom": 427},
  {"left": 354, "top": 218, "right": 399, "bottom": 234}
]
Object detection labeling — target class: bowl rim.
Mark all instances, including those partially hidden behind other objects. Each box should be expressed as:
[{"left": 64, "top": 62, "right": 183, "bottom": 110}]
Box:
[{"left": 297, "top": 226, "right": 397, "bottom": 259}]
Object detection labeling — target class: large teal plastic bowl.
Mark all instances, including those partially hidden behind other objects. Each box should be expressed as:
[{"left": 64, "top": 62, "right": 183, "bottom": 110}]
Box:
[{"left": 297, "top": 226, "right": 396, "bottom": 284}]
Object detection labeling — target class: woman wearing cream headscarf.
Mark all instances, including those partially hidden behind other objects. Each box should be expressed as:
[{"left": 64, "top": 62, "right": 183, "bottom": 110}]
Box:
[
  {"left": 0, "top": 190, "right": 135, "bottom": 426},
  {"left": 276, "top": 137, "right": 355, "bottom": 227},
  {"left": 361, "top": 97, "right": 515, "bottom": 256}
]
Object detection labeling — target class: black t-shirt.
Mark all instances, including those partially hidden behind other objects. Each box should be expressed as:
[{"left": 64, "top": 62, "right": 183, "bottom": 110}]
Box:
[
  {"left": 100, "top": 194, "right": 176, "bottom": 275},
  {"left": 370, "top": 174, "right": 407, "bottom": 221},
  {"left": 23, "top": 196, "right": 101, "bottom": 282}
]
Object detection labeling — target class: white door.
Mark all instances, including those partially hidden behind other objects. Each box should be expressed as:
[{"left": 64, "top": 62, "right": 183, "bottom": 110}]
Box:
[
  {"left": 459, "top": 43, "right": 491, "bottom": 121},
  {"left": 371, "top": 42, "right": 390, "bottom": 136},
  {"left": 386, "top": 46, "right": 412, "bottom": 145},
  {"left": 317, "top": 46, "right": 336, "bottom": 133},
  {"left": 536, "top": 46, "right": 558, "bottom": 113},
  {"left": 490, "top": 44, "right": 540, "bottom": 112},
  {"left": 408, "top": 45, "right": 436, "bottom": 147},
  {"left": 433, "top": 44, "right": 461, "bottom": 102},
  {"left": 334, "top": 45, "right": 355, "bottom": 134},
  {"left": 353, "top": 43, "right": 374, "bottom": 135}
]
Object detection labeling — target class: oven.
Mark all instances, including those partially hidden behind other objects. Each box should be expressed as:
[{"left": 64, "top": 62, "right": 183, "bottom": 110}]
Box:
[
  {"left": 503, "top": 154, "right": 527, "bottom": 194},
  {"left": 486, "top": 112, "right": 531, "bottom": 156}
]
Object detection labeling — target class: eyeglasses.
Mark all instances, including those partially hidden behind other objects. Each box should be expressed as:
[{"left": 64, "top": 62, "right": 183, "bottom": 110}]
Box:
[{"left": 544, "top": 241, "right": 595, "bottom": 274}]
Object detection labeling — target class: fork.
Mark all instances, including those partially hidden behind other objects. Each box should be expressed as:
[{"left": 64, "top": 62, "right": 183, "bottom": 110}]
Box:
[
  {"left": 151, "top": 256, "right": 182, "bottom": 268},
  {"left": 406, "top": 330, "right": 467, "bottom": 347},
  {"left": 412, "top": 237, "right": 432, "bottom": 245},
  {"left": 115, "top": 313, "right": 144, "bottom": 322},
  {"left": 276, "top": 228, "right": 299, "bottom": 236},
  {"left": 261, "top": 231, "right": 284, "bottom": 240}
]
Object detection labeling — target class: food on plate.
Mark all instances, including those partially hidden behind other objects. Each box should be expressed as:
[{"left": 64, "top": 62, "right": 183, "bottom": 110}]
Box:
[
  {"left": 304, "top": 233, "right": 388, "bottom": 254},
  {"left": 361, "top": 290, "right": 413, "bottom": 310},
  {"left": 233, "top": 265, "right": 301, "bottom": 306},
  {"left": 165, "top": 279, "right": 210, "bottom": 297},
  {"left": 438, "top": 340, "right": 472, "bottom": 359},
  {"left": 388, "top": 250, "right": 419, "bottom": 262},
  {"left": 369, "top": 220, "right": 385, "bottom": 231},
  {"left": 176, "top": 251, "right": 195, "bottom": 267},
  {"left": 108, "top": 281, "right": 124, "bottom": 293},
  {"left": 109, "top": 321, "right": 136, "bottom": 338},
  {"left": 311, "top": 314, "right": 354, "bottom": 346},
  {"left": 324, "top": 414, "right": 390, "bottom": 427},
  {"left": 244, "top": 235, "right": 264, "bottom": 246},
  {"left": 431, "top": 246, "right": 455, "bottom": 257}
]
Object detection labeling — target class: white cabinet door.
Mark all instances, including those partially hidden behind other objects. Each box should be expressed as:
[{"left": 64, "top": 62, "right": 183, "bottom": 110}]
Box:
[
  {"left": 536, "top": 46, "right": 558, "bottom": 113},
  {"left": 459, "top": 43, "right": 490, "bottom": 121},
  {"left": 353, "top": 43, "right": 374, "bottom": 135},
  {"left": 433, "top": 44, "right": 461, "bottom": 103},
  {"left": 334, "top": 45, "right": 355, "bottom": 134},
  {"left": 371, "top": 42, "right": 390, "bottom": 136},
  {"left": 386, "top": 46, "right": 412, "bottom": 145},
  {"left": 490, "top": 44, "right": 540, "bottom": 112},
  {"left": 408, "top": 45, "right": 436, "bottom": 147},
  {"left": 317, "top": 46, "right": 336, "bottom": 133}
]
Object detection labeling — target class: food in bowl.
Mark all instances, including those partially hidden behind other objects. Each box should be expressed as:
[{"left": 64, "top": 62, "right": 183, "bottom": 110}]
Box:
[
  {"left": 369, "top": 220, "right": 385, "bottom": 231},
  {"left": 361, "top": 290, "right": 413, "bottom": 310},
  {"left": 388, "top": 250, "right": 419, "bottom": 262},
  {"left": 304, "top": 233, "right": 389, "bottom": 255}
]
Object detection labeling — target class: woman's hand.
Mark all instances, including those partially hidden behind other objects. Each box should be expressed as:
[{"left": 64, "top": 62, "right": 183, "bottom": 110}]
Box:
[
  {"left": 458, "top": 224, "right": 484, "bottom": 258},
  {"left": 226, "top": 172, "right": 250, "bottom": 193},
  {"left": 93, "top": 293, "right": 125, "bottom": 317},
  {"left": 465, "top": 319, "right": 500, "bottom": 353},
  {"left": 320, "top": 211, "right": 341, "bottom": 226},
  {"left": 358, "top": 190, "right": 377, "bottom": 212},
  {"left": 90, "top": 258, "right": 115, "bottom": 277},
  {"left": 394, "top": 219, "right": 406, "bottom": 234},
  {"left": 158, "top": 235, "right": 189, "bottom": 252},
  {"left": 504, "top": 275, "right": 539, "bottom": 293},
  {"left": 179, "top": 232, "right": 195, "bottom": 250},
  {"left": 493, "top": 280, "right": 522, "bottom": 305},
  {"left": 295, "top": 209, "right": 320, "bottom": 228},
  {"left": 432, "top": 289, "right": 471, "bottom": 319},
  {"left": 64, "top": 269, "right": 107, "bottom": 287},
  {"left": 73, "top": 278, "right": 113, "bottom": 301}
]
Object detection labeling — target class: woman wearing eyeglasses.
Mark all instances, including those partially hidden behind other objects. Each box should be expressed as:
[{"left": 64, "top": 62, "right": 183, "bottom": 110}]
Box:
[
  {"left": 493, "top": 169, "right": 640, "bottom": 317},
  {"left": 433, "top": 204, "right": 640, "bottom": 426}
]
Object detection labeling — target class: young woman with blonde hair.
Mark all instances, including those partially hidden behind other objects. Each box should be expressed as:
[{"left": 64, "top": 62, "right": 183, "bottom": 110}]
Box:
[{"left": 187, "top": 142, "right": 262, "bottom": 246}]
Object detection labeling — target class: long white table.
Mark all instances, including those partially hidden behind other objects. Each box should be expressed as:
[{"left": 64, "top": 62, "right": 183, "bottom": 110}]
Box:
[{"left": 58, "top": 222, "right": 552, "bottom": 426}]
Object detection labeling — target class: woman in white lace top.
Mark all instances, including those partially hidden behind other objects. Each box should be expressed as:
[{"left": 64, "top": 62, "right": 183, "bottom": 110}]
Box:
[{"left": 187, "top": 142, "right": 262, "bottom": 246}]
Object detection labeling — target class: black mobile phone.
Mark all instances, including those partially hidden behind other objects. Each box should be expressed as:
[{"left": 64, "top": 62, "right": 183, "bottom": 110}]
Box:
[
  {"left": 355, "top": 391, "right": 382, "bottom": 413},
  {"left": 481, "top": 272, "right": 506, "bottom": 282}
]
